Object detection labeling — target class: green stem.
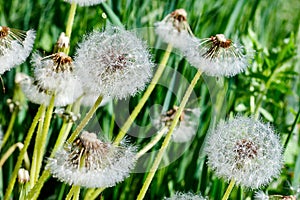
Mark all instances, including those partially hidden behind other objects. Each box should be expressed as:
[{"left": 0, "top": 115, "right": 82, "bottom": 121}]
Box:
[
  {"left": 136, "top": 69, "right": 202, "bottom": 200},
  {"left": 67, "top": 95, "right": 103, "bottom": 143},
  {"left": 72, "top": 186, "right": 81, "bottom": 200},
  {"left": 87, "top": 188, "right": 104, "bottom": 200},
  {"left": 221, "top": 179, "right": 235, "bottom": 200},
  {"left": 34, "top": 95, "right": 55, "bottom": 184},
  {"left": 65, "top": 186, "right": 75, "bottom": 200},
  {"left": 284, "top": 108, "right": 300, "bottom": 150},
  {"left": 30, "top": 107, "right": 45, "bottom": 188},
  {"left": 0, "top": 142, "right": 30, "bottom": 169},
  {"left": 114, "top": 44, "right": 173, "bottom": 145},
  {"left": 4, "top": 105, "right": 46, "bottom": 200},
  {"left": 1, "top": 108, "right": 18, "bottom": 148},
  {"left": 25, "top": 170, "right": 51, "bottom": 200},
  {"left": 63, "top": 2, "right": 77, "bottom": 54},
  {"left": 100, "top": 2, "right": 124, "bottom": 27},
  {"left": 136, "top": 127, "right": 168, "bottom": 159}
]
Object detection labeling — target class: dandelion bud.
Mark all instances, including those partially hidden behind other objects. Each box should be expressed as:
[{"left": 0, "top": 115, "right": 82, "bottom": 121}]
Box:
[
  {"left": 47, "top": 131, "right": 137, "bottom": 188},
  {"left": 55, "top": 32, "right": 69, "bottom": 49},
  {"left": 185, "top": 34, "right": 253, "bottom": 77},
  {"left": 0, "top": 26, "right": 35, "bottom": 74},
  {"left": 155, "top": 9, "right": 194, "bottom": 49},
  {"left": 74, "top": 26, "right": 154, "bottom": 99},
  {"left": 18, "top": 168, "right": 30, "bottom": 184},
  {"left": 20, "top": 52, "right": 83, "bottom": 106},
  {"left": 205, "top": 116, "right": 283, "bottom": 189}
]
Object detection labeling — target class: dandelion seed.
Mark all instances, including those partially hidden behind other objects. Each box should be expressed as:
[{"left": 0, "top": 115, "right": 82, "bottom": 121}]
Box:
[
  {"left": 153, "top": 106, "right": 200, "bottom": 142},
  {"left": 0, "top": 26, "right": 35, "bottom": 74},
  {"left": 185, "top": 34, "right": 253, "bottom": 77},
  {"left": 164, "top": 192, "right": 206, "bottom": 200},
  {"left": 254, "top": 191, "right": 269, "bottom": 200},
  {"left": 74, "top": 26, "right": 154, "bottom": 99},
  {"left": 155, "top": 8, "right": 194, "bottom": 49},
  {"left": 205, "top": 116, "right": 283, "bottom": 189},
  {"left": 20, "top": 52, "right": 83, "bottom": 106},
  {"left": 55, "top": 32, "right": 69, "bottom": 49},
  {"left": 63, "top": 0, "right": 105, "bottom": 6},
  {"left": 47, "top": 131, "right": 137, "bottom": 188}
]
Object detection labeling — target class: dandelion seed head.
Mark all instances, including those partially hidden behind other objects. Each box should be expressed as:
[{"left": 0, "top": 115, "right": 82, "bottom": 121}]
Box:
[
  {"left": 63, "top": 0, "right": 105, "bottom": 6},
  {"left": 47, "top": 131, "right": 137, "bottom": 188},
  {"left": 164, "top": 192, "right": 206, "bottom": 200},
  {"left": 155, "top": 9, "right": 194, "bottom": 49},
  {"left": 205, "top": 116, "right": 283, "bottom": 189},
  {"left": 20, "top": 53, "right": 82, "bottom": 106},
  {"left": 153, "top": 106, "right": 200, "bottom": 143},
  {"left": 0, "top": 26, "right": 35, "bottom": 74},
  {"left": 185, "top": 34, "right": 253, "bottom": 77},
  {"left": 75, "top": 27, "right": 154, "bottom": 99}
]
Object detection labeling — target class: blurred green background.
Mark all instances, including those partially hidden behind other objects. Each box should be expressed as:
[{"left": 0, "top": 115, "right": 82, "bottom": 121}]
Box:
[{"left": 0, "top": 0, "right": 299, "bottom": 199}]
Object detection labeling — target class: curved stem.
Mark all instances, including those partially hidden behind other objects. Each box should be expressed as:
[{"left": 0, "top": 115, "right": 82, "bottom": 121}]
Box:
[
  {"left": 114, "top": 44, "right": 173, "bottom": 145},
  {"left": 1, "top": 108, "right": 18, "bottom": 148},
  {"left": 67, "top": 95, "right": 103, "bottom": 143},
  {"left": 221, "top": 179, "right": 235, "bottom": 200},
  {"left": 0, "top": 142, "right": 30, "bottom": 169},
  {"left": 136, "top": 127, "right": 168, "bottom": 159},
  {"left": 136, "top": 69, "right": 202, "bottom": 200},
  {"left": 4, "top": 105, "right": 46, "bottom": 200}
]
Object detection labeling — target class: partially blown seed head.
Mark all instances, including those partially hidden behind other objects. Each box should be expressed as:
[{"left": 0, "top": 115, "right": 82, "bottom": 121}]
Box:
[
  {"left": 0, "top": 26, "right": 35, "bottom": 74},
  {"left": 155, "top": 9, "right": 194, "bottom": 49},
  {"left": 205, "top": 116, "right": 283, "bottom": 189},
  {"left": 47, "top": 131, "right": 137, "bottom": 188},
  {"left": 20, "top": 52, "right": 82, "bottom": 106},
  {"left": 185, "top": 34, "right": 253, "bottom": 77}
]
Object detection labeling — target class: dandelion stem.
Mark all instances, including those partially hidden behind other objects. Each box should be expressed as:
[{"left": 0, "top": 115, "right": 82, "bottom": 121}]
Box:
[
  {"left": 30, "top": 106, "right": 45, "bottom": 187},
  {"left": 89, "top": 188, "right": 104, "bottom": 200},
  {"left": 0, "top": 142, "right": 30, "bottom": 169},
  {"left": 34, "top": 95, "right": 55, "bottom": 184},
  {"left": 25, "top": 170, "right": 51, "bottom": 200},
  {"left": 136, "top": 127, "right": 168, "bottom": 159},
  {"left": 65, "top": 186, "right": 75, "bottom": 200},
  {"left": 221, "top": 179, "right": 235, "bottom": 200},
  {"left": 114, "top": 44, "right": 173, "bottom": 145},
  {"left": 67, "top": 95, "right": 103, "bottom": 143},
  {"left": 1, "top": 108, "right": 18, "bottom": 148},
  {"left": 4, "top": 105, "right": 45, "bottom": 200},
  {"left": 64, "top": 2, "right": 77, "bottom": 54},
  {"left": 65, "top": 3, "right": 77, "bottom": 38},
  {"left": 136, "top": 69, "right": 202, "bottom": 200},
  {"left": 284, "top": 108, "right": 300, "bottom": 150},
  {"left": 100, "top": 2, "right": 123, "bottom": 27}
]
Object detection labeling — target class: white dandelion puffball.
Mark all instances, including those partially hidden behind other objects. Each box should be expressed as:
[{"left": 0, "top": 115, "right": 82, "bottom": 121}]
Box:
[
  {"left": 20, "top": 52, "right": 83, "bottom": 106},
  {"left": 185, "top": 34, "right": 253, "bottom": 77},
  {"left": 74, "top": 26, "right": 154, "bottom": 99},
  {"left": 164, "top": 192, "right": 206, "bottom": 200},
  {"left": 205, "top": 116, "right": 283, "bottom": 189},
  {"left": 47, "top": 131, "right": 137, "bottom": 188},
  {"left": 63, "top": 0, "right": 105, "bottom": 6},
  {"left": 153, "top": 106, "right": 200, "bottom": 143},
  {"left": 0, "top": 26, "right": 35, "bottom": 74},
  {"left": 155, "top": 8, "right": 194, "bottom": 50}
]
